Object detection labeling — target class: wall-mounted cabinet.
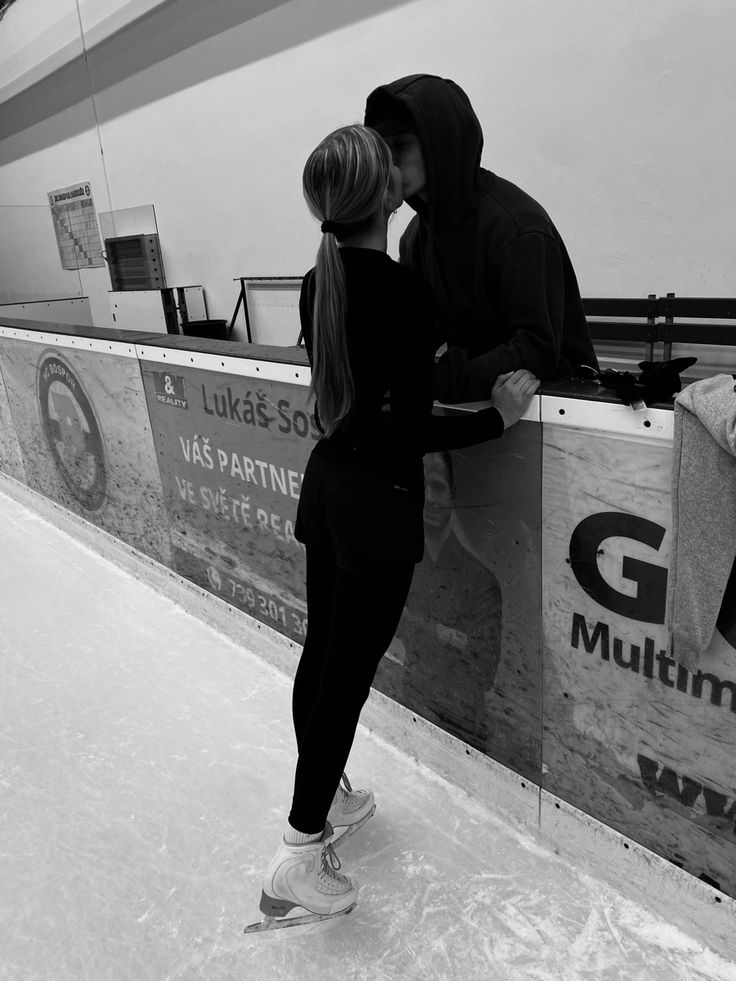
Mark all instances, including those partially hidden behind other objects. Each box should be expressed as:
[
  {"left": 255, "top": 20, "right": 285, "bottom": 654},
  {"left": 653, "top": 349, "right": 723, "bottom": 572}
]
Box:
[{"left": 103, "top": 234, "right": 165, "bottom": 292}]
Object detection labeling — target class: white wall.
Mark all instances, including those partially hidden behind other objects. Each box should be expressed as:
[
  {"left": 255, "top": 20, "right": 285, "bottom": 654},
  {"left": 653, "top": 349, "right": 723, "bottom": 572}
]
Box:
[{"left": 0, "top": 0, "right": 734, "bottom": 332}]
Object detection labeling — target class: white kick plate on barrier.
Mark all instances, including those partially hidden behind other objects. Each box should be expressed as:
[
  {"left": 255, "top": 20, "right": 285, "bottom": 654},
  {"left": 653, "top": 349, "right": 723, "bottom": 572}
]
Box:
[
  {"left": 0, "top": 325, "right": 138, "bottom": 358},
  {"left": 134, "top": 345, "right": 310, "bottom": 385},
  {"left": 541, "top": 395, "right": 674, "bottom": 441}
]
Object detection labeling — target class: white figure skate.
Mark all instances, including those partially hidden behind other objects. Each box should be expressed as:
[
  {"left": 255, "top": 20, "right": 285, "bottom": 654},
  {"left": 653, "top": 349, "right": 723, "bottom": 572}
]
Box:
[
  {"left": 326, "top": 772, "right": 376, "bottom": 848},
  {"left": 244, "top": 823, "right": 357, "bottom": 933}
]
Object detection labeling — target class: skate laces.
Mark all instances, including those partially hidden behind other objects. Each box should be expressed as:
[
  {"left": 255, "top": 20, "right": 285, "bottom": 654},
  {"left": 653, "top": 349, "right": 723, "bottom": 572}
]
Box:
[
  {"left": 336, "top": 772, "right": 368, "bottom": 811},
  {"left": 318, "top": 841, "right": 348, "bottom": 887},
  {"left": 337, "top": 772, "right": 357, "bottom": 805}
]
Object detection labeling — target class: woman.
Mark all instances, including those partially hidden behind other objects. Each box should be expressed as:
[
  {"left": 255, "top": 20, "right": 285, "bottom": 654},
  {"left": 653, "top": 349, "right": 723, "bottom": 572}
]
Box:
[{"left": 251, "top": 124, "right": 538, "bottom": 930}]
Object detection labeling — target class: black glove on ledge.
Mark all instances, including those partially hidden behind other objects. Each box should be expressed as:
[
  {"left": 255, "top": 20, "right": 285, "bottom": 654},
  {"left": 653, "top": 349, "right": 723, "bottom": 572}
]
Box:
[{"left": 578, "top": 358, "right": 698, "bottom": 407}]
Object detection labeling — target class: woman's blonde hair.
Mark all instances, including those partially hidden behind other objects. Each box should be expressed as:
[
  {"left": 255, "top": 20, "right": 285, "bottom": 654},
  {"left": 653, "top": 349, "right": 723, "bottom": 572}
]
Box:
[{"left": 302, "top": 124, "right": 392, "bottom": 436}]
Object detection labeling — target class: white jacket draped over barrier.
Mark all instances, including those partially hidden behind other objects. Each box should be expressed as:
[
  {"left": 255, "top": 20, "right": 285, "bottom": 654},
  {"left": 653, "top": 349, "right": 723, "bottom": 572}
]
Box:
[{"left": 668, "top": 373, "right": 736, "bottom": 669}]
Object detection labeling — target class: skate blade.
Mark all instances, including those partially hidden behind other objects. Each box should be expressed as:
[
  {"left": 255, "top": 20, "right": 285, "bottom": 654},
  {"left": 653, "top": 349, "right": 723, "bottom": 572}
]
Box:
[
  {"left": 244, "top": 902, "right": 356, "bottom": 934},
  {"left": 329, "top": 804, "right": 376, "bottom": 848}
]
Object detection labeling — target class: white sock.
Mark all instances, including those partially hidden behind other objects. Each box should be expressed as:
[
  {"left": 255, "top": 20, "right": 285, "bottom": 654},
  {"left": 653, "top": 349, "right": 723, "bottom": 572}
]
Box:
[{"left": 284, "top": 824, "right": 322, "bottom": 846}]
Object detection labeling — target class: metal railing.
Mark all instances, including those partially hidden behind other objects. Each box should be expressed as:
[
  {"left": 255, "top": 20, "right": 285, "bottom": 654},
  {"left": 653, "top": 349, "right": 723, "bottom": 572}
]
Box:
[{"left": 584, "top": 294, "right": 736, "bottom": 362}]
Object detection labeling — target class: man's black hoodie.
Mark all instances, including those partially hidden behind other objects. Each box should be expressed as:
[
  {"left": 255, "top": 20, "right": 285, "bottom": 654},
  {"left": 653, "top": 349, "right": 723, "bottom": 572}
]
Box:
[{"left": 365, "top": 74, "right": 598, "bottom": 401}]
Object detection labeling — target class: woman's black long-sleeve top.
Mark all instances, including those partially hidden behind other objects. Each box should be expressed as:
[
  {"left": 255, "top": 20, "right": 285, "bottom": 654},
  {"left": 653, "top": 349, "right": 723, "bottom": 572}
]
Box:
[{"left": 299, "top": 248, "right": 504, "bottom": 492}]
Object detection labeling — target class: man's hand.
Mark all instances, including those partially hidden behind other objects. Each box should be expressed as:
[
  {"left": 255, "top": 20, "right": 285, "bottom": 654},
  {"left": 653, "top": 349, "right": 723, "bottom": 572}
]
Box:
[{"left": 491, "top": 370, "right": 540, "bottom": 429}]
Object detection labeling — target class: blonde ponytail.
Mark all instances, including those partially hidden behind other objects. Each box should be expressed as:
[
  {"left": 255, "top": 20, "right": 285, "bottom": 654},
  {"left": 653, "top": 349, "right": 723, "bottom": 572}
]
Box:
[
  {"left": 310, "top": 231, "right": 353, "bottom": 437},
  {"left": 302, "top": 125, "right": 391, "bottom": 437}
]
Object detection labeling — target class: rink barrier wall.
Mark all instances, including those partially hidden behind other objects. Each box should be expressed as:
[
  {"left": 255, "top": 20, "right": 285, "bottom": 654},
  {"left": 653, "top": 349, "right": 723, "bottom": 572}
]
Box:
[
  {"left": 1, "top": 317, "right": 735, "bottom": 959},
  {"left": 2, "top": 470, "right": 734, "bottom": 966}
]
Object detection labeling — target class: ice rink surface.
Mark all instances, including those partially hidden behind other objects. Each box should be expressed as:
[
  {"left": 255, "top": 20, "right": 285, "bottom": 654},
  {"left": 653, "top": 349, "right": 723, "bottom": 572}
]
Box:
[{"left": 1, "top": 486, "right": 735, "bottom": 981}]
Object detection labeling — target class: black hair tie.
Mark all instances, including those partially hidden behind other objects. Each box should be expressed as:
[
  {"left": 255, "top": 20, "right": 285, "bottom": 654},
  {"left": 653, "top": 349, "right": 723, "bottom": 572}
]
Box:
[{"left": 321, "top": 220, "right": 340, "bottom": 234}]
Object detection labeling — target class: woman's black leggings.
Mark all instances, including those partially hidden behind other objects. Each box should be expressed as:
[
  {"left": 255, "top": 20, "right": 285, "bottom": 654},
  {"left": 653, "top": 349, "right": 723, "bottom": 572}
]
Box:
[{"left": 288, "top": 545, "right": 415, "bottom": 833}]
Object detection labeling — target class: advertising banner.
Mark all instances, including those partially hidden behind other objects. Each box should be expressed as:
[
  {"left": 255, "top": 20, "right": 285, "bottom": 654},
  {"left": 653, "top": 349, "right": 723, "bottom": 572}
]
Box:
[
  {"left": 0, "top": 335, "right": 171, "bottom": 564},
  {"left": 0, "top": 356, "right": 25, "bottom": 482},
  {"left": 139, "top": 360, "right": 314, "bottom": 643},
  {"left": 373, "top": 415, "right": 543, "bottom": 781},
  {"left": 142, "top": 358, "right": 543, "bottom": 776},
  {"left": 542, "top": 422, "right": 736, "bottom": 896}
]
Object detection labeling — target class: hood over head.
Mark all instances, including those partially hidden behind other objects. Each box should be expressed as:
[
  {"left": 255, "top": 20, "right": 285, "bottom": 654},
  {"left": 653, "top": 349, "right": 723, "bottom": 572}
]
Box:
[{"left": 365, "top": 74, "right": 484, "bottom": 227}]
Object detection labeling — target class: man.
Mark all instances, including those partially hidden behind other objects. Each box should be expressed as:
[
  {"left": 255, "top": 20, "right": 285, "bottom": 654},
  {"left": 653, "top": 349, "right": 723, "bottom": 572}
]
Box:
[{"left": 365, "top": 74, "right": 598, "bottom": 402}]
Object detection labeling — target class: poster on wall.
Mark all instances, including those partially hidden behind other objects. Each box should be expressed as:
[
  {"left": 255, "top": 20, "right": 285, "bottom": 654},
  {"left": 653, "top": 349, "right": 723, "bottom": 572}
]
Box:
[
  {"left": 140, "top": 360, "right": 314, "bottom": 644},
  {"left": 0, "top": 334, "right": 172, "bottom": 564},
  {"left": 47, "top": 182, "right": 105, "bottom": 270},
  {"left": 373, "top": 417, "right": 543, "bottom": 781},
  {"left": 542, "top": 422, "right": 736, "bottom": 897}
]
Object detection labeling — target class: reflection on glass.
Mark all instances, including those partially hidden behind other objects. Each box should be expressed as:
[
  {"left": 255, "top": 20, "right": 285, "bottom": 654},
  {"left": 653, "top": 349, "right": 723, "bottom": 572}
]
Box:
[
  {"left": 373, "top": 409, "right": 544, "bottom": 785},
  {"left": 0, "top": 206, "right": 85, "bottom": 310},
  {"left": 98, "top": 204, "right": 159, "bottom": 241}
]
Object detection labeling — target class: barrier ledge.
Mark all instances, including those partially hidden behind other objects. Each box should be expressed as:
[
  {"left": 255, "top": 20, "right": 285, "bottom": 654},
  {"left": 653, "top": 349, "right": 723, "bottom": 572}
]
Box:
[
  {"left": 0, "top": 314, "right": 310, "bottom": 367},
  {"left": 0, "top": 312, "right": 684, "bottom": 409}
]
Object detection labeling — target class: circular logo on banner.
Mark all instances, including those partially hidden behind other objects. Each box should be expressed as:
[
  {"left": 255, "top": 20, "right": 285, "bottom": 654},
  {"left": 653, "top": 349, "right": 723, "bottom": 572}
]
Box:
[{"left": 38, "top": 354, "right": 107, "bottom": 511}]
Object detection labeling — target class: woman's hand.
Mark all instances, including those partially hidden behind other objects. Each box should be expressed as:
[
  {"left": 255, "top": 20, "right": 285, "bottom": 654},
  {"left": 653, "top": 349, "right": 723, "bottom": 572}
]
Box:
[{"left": 491, "top": 370, "right": 540, "bottom": 429}]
